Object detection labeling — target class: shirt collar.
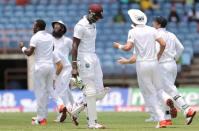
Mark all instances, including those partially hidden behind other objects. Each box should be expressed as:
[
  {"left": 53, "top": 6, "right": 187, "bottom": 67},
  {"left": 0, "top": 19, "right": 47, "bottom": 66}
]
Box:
[{"left": 36, "top": 30, "right": 45, "bottom": 34}]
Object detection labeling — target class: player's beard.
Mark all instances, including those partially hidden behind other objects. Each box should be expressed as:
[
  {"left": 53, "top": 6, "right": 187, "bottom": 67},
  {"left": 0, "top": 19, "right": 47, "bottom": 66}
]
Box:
[
  {"left": 52, "top": 30, "right": 64, "bottom": 38},
  {"left": 87, "top": 14, "right": 98, "bottom": 24}
]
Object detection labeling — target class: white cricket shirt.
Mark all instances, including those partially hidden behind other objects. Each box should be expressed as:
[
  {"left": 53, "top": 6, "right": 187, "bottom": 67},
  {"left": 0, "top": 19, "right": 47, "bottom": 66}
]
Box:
[
  {"left": 53, "top": 36, "right": 72, "bottom": 67},
  {"left": 30, "top": 31, "right": 53, "bottom": 64},
  {"left": 73, "top": 16, "right": 96, "bottom": 54},
  {"left": 156, "top": 28, "right": 184, "bottom": 63},
  {"left": 53, "top": 50, "right": 61, "bottom": 64},
  {"left": 127, "top": 25, "right": 161, "bottom": 61}
]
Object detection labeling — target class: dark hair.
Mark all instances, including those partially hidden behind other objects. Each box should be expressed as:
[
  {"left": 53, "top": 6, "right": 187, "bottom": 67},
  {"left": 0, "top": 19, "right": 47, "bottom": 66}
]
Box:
[
  {"left": 35, "top": 19, "right": 46, "bottom": 30},
  {"left": 154, "top": 16, "right": 167, "bottom": 28}
]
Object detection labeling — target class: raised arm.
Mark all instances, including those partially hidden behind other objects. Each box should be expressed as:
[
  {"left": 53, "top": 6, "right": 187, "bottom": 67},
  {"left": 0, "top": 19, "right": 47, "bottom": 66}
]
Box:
[
  {"left": 113, "top": 41, "right": 134, "bottom": 51},
  {"left": 19, "top": 42, "right": 35, "bottom": 56}
]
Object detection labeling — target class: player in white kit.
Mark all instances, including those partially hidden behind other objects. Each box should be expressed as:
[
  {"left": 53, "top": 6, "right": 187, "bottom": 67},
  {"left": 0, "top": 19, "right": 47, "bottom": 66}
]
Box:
[
  {"left": 153, "top": 16, "right": 196, "bottom": 125},
  {"left": 51, "top": 20, "right": 78, "bottom": 125},
  {"left": 71, "top": 4, "right": 108, "bottom": 129},
  {"left": 113, "top": 9, "right": 175, "bottom": 128},
  {"left": 19, "top": 19, "right": 55, "bottom": 125}
]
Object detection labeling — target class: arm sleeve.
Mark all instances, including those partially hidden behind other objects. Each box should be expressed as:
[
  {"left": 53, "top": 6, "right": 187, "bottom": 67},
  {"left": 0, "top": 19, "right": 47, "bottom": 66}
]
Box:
[
  {"left": 174, "top": 36, "right": 184, "bottom": 60},
  {"left": 73, "top": 24, "right": 84, "bottom": 39},
  {"left": 127, "top": 30, "right": 134, "bottom": 43},
  {"left": 29, "top": 35, "right": 37, "bottom": 47},
  {"left": 154, "top": 29, "right": 161, "bottom": 40}
]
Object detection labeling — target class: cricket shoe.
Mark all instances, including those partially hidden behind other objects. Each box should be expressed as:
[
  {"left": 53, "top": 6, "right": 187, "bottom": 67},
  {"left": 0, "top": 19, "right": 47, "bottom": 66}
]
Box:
[
  {"left": 88, "top": 123, "right": 106, "bottom": 129},
  {"left": 155, "top": 120, "right": 167, "bottom": 128},
  {"left": 32, "top": 117, "right": 47, "bottom": 125},
  {"left": 67, "top": 107, "right": 79, "bottom": 126},
  {"left": 58, "top": 104, "right": 67, "bottom": 122},
  {"left": 166, "top": 99, "right": 177, "bottom": 118},
  {"left": 165, "top": 120, "right": 172, "bottom": 126},
  {"left": 185, "top": 108, "right": 196, "bottom": 125}
]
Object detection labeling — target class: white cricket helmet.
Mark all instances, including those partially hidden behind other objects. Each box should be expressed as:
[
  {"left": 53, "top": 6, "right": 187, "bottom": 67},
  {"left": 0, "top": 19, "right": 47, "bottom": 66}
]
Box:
[
  {"left": 128, "top": 9, "right": 147, "bottom": 25},
  {"left": 52, "top": 20, "right": 67, "bottom": 33}
]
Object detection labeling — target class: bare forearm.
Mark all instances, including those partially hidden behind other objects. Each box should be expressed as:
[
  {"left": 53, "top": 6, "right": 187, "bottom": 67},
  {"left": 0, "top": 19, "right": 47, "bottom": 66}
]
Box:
[
  {"left": 123, "top": 45, "right": 132, "bottom": 51},
  {"left": 24, "top": 49, "right": 33, "bottom": 56},
  {"left": 114, "top": 41, "right": 133, "bottom": 51},
  {"left": 72, "top": 47, "right": 78, "bottom": 68},
  {"left": 156, "top": 38, "right": 166, "bottom": 59},
  {"left": 158, "top": 45, "right": 165, "bottom": 56},
  {"left": 72, "top": 38, "right": 80, "bottom": 69},
  {"left": 56, "top": 65, "right": 63, "bottom": 75},
  {"left": 129, "top": 55, "right": 136, "bottom": 63},
  {"left": 124, "top": 56, "right": 136, "bottom": 64}
]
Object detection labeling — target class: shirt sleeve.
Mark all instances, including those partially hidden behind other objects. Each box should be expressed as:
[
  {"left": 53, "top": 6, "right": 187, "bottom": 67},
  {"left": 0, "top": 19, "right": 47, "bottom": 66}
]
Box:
[
  {"left": 53, "top": 51, "right": 61, "bottom": 64},
  {"left": 174, "top": 35, "right": 184, "bottom": 60},
  {"left": 154, "top": 29, "right": 161, "bottom": 40},
  {"left": 127, "top": 30, "right": 134, "bottom": 43},
  {"left": 73, "top": 24, "right": 84, "bottom": 39},
  {"left": 29, "top": 35, "right": 37, "bottom": 47}
]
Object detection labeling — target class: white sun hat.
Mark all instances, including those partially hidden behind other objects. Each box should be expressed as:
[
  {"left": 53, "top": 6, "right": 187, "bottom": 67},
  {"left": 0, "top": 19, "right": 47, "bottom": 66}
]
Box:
[
  {"left": 52, "top": 20, "right": 67, "bottom": 33},
  {"left": 128, "top": 9, "right": 147, "bottom": 25}
]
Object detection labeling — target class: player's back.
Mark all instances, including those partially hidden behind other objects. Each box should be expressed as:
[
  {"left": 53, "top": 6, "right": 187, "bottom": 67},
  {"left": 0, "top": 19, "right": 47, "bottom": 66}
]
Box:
[
  {"left": 129, "top": 25, "right": 158, "bottom": 61},
  {"left": 157, "top": 28, "right": 182, "bottom": 62},
  {"left": 31, "top": 31, "right": 53, "bottom": 64}
]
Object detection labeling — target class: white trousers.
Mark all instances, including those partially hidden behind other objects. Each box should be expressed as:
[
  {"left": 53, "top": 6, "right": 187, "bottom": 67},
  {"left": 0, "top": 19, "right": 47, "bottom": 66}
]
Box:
[
  {"left": 159, "top": 61, "right": 179, "bottom": 98},
  {"left": 136, "top": 60, "right": 166, "bottom": 121},
  {"left": 78, "top": 53, "right": 104, "bottom": 125},
  {"left": 54, "top": 66, "right": 74, "bottom": 107},
  {"left": 33, "top": 63, "right": 54, "bottom": 120},
  {"left": 78, "top": 53, "right": 104, "bottom": 97}
]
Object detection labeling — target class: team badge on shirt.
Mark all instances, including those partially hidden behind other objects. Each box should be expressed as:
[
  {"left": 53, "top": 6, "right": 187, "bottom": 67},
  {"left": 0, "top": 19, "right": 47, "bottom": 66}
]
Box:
[{"left": 85, "top": 63, "right": 90, "bottom": 68}]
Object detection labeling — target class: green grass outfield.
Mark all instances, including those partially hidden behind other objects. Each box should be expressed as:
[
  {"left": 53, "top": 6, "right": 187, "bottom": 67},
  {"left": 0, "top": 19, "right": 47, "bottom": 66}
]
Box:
[{"left": 0, "top": 112, "right": 198, "bottom": 131}]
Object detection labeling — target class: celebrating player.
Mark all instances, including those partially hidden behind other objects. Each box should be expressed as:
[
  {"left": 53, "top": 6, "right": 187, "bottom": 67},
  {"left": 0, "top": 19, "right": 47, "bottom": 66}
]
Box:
[
  {"left": 71, "top": 3, "right": 109, "bottom": 129},
  {"left": 153, "top": 16, "right": 196, "bottom": 125},
  {"left": 52, "top": 20, "right": 78, "bottom": 125},
  {"left": 113, "top": 9, "right": 175, "bottom": 128},
  {"left": 118, "top": 16, "right": 197, "bottom": 125},
  {"left": 19, "top": 19, "right": 55, "bottom": 125}
]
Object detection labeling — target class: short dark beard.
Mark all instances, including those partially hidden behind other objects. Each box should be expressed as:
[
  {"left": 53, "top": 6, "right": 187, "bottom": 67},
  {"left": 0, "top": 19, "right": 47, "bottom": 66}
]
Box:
[
  {"left": 52, "top": 31, "right": 63, "bottom": 38},
  {"left": 87, "top": 14, "right": 97, "bottom": 24}
]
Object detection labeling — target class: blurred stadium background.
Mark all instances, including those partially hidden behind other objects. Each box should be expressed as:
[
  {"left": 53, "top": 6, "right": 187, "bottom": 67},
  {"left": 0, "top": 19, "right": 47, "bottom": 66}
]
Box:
[{"left": 0, "top": 0, "right": 199, "bottom": 113}]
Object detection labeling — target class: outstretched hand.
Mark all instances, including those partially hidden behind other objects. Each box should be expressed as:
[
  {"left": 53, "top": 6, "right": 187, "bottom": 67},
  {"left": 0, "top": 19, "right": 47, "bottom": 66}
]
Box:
[
  {"left": 113, "top": 42, "right": 120, "bottom": 49},
  {"left": 117, "top": 57, "right": 129, "bottom": 64}
]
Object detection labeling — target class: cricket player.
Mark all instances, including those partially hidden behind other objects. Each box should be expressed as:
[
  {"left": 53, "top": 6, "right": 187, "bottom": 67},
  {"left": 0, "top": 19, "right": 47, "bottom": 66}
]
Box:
[
  {"left": 71, "top": 3, "right": 108, "bottom": 129},
  {"left": 19, "top": 19, "right": 55, "bottom": 125},
  {"left": 116, "top": 15, "right": 197, "bottom": 126},
  {"left": 152, "top": 16, "right": 196, "bottom": 125},
  {"left": 113, "top": 9, "right": 175, "bottom": 128},
  {"left": 51, "top": 20, "right": 78, "bottom": 125}
]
